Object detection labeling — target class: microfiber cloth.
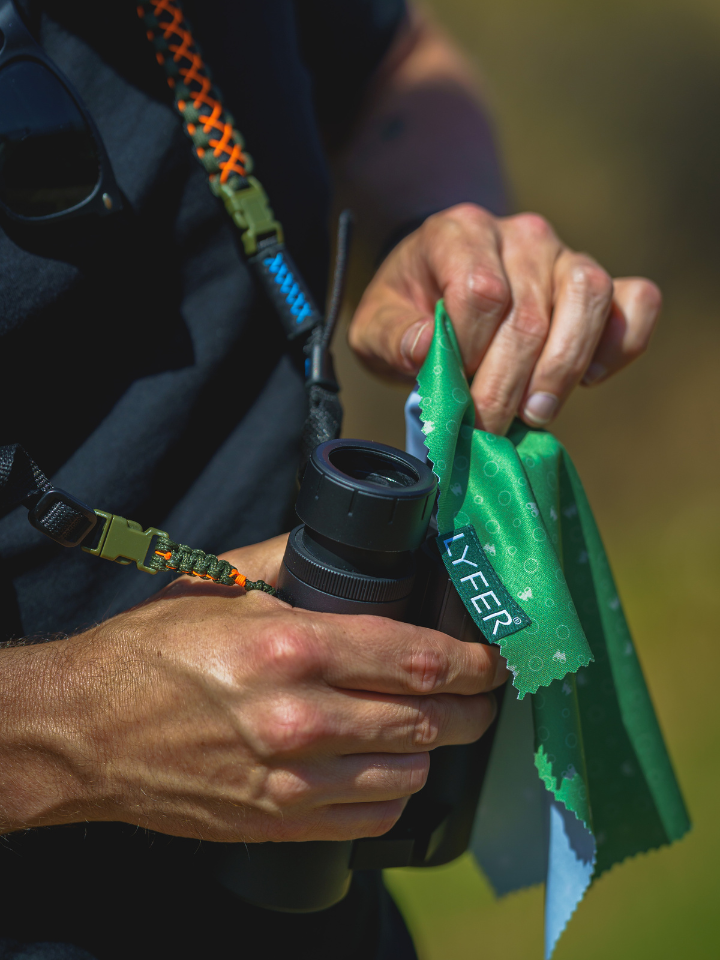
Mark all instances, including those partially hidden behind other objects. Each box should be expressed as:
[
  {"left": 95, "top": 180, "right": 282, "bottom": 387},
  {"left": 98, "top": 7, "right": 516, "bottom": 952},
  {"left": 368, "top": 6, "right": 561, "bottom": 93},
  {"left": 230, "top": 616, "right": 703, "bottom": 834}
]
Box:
[{"left": 404, "top": 301, "right": 690, "bottom": 957}]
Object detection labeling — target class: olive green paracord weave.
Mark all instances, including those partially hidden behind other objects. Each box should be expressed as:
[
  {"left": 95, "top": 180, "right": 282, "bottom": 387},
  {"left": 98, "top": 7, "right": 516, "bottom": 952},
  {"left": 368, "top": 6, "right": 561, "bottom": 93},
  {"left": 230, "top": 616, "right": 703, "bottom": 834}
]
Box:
[
  {"left": 79, "top": 509, "right": 277, "bottom": 594},
  {"left": 150, "top": 535, "right": 276, "bottom": 593}
]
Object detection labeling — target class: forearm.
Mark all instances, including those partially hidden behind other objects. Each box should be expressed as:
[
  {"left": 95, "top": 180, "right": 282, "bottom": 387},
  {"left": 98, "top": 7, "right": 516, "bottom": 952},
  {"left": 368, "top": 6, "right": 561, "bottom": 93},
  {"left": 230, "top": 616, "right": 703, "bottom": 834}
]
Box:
[
  {"left": 332, "top": 6, "right": 508, "bottom": 252},
  {"left": 0, "top": 638, "right": 106, "bottom": 834}
]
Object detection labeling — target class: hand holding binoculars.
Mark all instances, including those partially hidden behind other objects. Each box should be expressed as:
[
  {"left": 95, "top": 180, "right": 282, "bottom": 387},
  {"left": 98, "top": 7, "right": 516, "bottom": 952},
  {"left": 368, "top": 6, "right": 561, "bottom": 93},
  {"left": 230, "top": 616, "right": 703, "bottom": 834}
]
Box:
[{"left": 206, "top": 438, "right": 503, "bottom": 912}]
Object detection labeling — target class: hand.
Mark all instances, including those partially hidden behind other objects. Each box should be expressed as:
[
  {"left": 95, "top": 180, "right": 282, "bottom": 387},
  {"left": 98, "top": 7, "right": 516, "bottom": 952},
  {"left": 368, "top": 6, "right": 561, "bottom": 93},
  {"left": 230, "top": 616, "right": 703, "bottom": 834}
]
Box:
[
  {"left": 349, "top": 204, "right": 662, "bottom": 435},
  {"left": 0, "top": 535, "right": 507, "bottom": 843}
]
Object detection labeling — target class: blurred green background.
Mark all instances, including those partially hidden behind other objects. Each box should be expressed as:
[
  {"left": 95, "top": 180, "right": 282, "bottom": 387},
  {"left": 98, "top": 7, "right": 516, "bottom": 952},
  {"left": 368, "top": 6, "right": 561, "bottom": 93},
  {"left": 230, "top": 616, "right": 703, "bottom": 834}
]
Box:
[{"left": 333, "top": 0, "right": 720, "bottom": 957}]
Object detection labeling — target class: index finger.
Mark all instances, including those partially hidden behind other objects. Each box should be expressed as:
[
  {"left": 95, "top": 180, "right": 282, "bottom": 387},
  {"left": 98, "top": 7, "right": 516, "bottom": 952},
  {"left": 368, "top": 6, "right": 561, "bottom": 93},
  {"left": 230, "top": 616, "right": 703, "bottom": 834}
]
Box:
[
  {"left": 422, "top": 204, "right": 512, "bottom": 375},
  {"left": 294, "top": 609, "right": 510, "bottom": 697}
]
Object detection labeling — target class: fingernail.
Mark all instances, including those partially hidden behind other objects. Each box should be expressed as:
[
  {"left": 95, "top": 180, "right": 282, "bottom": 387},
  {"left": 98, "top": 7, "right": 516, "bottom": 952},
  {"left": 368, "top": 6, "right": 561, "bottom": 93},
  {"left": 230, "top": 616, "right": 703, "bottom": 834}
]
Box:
[
  {"left": 400, "top": 320, "right": 431, "bottom": 372},
  {"left": 523, "top": 392, "right": 559, "bottom": 425},
  {"left": 582, "top": 362, "right": 607, "bottom": 386}
]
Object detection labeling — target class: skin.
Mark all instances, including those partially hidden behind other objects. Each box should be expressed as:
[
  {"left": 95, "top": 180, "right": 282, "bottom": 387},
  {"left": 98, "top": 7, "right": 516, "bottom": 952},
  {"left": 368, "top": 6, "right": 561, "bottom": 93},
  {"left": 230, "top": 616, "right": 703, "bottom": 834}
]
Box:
[
  {"left": 0, "top": 5, "right": 659, "bottom": 841},
  {"left": 0, "top": 537, "right": 506, "bottom": 840},
  {"left": 350, "top": 205, "right": 661, "bottom": 433},
  {"left": 340, "top": 11, "right": 662, "bottom": 433}
]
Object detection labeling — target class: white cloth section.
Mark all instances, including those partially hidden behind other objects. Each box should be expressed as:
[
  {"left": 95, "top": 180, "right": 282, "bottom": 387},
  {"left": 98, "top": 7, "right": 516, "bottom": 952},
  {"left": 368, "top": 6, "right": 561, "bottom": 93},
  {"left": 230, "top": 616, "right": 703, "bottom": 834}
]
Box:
[
  {"left": 545, "top": 801, "right": 596, "bottom": 959},
  {"left": 404, "top": 389, "right": 427, "bottom": 462},
  {"left": 470, "top": 689, "right": 549, "bottom": 893}
]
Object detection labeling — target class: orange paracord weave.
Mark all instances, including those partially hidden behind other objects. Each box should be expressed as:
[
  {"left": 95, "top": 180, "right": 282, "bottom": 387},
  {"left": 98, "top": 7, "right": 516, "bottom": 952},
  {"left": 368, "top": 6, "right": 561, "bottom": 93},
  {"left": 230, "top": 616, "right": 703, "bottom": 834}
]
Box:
[{"left": 137, "top": 0, "right": 248, "bottom": 184}]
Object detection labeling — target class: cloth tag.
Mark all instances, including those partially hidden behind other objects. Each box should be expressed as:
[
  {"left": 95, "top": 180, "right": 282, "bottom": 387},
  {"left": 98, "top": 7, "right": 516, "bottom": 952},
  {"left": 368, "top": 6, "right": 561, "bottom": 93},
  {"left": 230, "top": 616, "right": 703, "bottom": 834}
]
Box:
[{"left": 437, "top": 525, "right": 531, "bottom": 641}]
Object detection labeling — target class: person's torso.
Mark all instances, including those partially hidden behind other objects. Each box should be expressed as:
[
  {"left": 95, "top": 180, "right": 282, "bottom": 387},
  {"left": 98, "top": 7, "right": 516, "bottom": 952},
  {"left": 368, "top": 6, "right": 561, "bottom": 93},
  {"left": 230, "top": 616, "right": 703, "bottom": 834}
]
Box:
[{"left": 0, "top": 0, "right": 332, "bottom": 639}]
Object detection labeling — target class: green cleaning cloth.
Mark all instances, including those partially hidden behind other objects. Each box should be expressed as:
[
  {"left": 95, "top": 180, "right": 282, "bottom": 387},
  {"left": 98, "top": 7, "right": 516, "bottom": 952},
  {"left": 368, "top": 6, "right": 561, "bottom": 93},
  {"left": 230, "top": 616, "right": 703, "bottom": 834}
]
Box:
[{"left": 413, "top": 300, "right": 690, "bottom": 955}]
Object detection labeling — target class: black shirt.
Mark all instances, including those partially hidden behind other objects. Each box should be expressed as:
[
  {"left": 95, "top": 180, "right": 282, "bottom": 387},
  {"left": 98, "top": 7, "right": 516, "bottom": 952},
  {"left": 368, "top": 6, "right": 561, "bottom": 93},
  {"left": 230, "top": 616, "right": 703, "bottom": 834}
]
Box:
[
  {"left": 0, "top": 2, "right": 414, "bottom": 957},
  {"left": 0, "top": 0, "right": 405, "bottom": 640}
]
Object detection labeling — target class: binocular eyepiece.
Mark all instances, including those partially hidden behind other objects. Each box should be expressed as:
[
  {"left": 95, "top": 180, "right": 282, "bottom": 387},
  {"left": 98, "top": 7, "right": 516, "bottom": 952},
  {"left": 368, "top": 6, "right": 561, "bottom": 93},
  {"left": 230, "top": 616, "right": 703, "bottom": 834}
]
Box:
[{"left": 281, "top": 439, "right": 437, "bottom": 617}]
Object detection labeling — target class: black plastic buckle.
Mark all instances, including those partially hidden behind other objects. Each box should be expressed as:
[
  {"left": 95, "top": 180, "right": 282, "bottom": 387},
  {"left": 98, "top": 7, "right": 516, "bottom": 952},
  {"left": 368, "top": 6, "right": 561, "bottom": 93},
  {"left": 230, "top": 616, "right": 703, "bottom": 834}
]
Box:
[{"left": 28, "top": 489, "right": 98, "bottom": 548}]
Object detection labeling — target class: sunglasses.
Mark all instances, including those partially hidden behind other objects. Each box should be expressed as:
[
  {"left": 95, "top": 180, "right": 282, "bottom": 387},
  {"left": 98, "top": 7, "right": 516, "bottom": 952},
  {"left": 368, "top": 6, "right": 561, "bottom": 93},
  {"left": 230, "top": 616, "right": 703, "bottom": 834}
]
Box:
[{"left": 0, "top": 1, "right": 122, "bottom": 223}]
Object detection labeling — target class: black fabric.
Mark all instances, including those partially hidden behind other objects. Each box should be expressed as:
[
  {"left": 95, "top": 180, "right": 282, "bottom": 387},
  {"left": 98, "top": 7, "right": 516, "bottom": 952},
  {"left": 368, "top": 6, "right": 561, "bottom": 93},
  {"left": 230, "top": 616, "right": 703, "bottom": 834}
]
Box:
[
  {"left": 297, "top": 0, "right": 407, "bottom": 147},
  {"left": 0, "top": 0, "right": 413, "bottom": 956},
  {"left": 0, "top": 825, "right": 417, "bottom": 960},
  {"left": 0, "top": 941, "right": 96, "bottom": 960},
  {"left": 0, "top": 0, "right": 407, "bottom": 635}
]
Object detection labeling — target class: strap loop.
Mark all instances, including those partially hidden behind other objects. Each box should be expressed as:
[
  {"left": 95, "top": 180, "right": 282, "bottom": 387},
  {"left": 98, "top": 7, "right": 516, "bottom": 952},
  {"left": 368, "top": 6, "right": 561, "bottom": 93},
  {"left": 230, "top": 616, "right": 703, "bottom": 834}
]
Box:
[{"left": 29, "top": 490, "right": 97, "bottom": 548}]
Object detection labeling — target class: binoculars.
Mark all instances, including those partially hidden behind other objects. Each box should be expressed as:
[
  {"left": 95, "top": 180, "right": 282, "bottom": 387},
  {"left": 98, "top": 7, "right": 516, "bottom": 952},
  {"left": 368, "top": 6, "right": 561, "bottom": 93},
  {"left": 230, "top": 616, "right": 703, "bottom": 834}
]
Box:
[{"left": 206, "top": 439, "right": 501, "bottom": 912}]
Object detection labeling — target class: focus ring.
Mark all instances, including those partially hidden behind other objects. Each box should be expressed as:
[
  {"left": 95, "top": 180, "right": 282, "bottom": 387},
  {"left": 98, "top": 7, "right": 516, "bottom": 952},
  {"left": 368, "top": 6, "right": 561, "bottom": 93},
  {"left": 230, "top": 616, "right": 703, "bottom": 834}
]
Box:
[{"left": 284, "top": 529, "right": 413, "bottom": 604}]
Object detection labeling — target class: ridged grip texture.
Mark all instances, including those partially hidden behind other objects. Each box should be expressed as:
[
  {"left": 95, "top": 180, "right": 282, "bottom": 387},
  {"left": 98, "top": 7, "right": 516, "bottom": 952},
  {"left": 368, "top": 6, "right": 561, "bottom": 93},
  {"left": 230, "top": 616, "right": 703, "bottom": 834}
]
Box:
[{"left": 284, "top": 527, "right": 413, "bottom": 603}]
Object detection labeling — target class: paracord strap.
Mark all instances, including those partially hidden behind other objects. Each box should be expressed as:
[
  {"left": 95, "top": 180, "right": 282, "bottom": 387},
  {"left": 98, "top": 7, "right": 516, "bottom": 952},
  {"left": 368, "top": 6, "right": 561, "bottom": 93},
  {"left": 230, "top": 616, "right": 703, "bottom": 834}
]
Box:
[
  {"left": 0, "top": 443, "right": 276, "bottom": 595},
  {"left": 150, "top": 535, "right": 275, "bottom": 593},
  {"left": 136, "top": 0, "right": 322, "bottom": 341}
]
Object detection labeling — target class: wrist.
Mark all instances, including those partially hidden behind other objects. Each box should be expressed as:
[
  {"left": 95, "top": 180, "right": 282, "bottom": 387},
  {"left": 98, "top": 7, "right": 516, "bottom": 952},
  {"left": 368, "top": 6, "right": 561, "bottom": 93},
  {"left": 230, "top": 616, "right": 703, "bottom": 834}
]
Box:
[{"left": 0, "top": 635, "right": 111, "bottom": 834}]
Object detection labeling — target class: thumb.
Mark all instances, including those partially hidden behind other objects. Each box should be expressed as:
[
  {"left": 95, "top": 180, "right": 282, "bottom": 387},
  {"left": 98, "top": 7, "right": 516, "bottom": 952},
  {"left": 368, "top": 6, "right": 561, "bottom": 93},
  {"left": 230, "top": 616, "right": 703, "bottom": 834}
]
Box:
[
  {"left": 348, "top": 236, "right": 438, "bottom": 379},
  {"left": 348, "top": 205, "right": 509, "bottom": 378}
]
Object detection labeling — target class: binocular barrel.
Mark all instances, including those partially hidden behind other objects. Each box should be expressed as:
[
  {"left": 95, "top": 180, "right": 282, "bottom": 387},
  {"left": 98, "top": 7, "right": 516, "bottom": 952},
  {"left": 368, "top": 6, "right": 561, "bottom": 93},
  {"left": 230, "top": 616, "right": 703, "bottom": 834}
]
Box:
[
  {"left": 208, "top": 440, "right": 500, "bottom": 912},
  {"left": 281, "top": 438, "right": 437, "bottom": 617}
]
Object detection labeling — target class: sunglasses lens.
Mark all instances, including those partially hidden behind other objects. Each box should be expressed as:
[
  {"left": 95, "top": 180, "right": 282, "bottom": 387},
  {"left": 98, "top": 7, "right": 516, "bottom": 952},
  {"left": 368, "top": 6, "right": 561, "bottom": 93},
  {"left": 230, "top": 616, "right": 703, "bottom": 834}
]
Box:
[{"left": 0, "top": 59, "right": 99, "bottom": 218}]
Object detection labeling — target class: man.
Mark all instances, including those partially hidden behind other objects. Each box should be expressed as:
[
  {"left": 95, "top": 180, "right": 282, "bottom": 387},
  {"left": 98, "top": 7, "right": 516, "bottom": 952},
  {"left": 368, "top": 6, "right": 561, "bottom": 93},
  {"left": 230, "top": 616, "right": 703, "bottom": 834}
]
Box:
[{"left": 0, "top": 1, "right": 660, "bottom": 958}]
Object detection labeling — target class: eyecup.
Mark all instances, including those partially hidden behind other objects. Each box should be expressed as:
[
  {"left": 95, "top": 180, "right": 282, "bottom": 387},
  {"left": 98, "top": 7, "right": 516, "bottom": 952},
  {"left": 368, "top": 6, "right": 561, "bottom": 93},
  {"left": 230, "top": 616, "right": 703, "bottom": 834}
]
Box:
[{"left": 296, "top": 439, "right": 437, "bottom": 553}]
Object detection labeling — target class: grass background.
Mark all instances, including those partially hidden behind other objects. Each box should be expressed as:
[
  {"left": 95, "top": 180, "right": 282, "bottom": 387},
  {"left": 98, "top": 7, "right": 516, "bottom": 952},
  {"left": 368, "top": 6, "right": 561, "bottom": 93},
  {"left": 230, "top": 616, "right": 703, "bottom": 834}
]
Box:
[{"left": 332, "top": 1, "right": 720, "bottom": 956}]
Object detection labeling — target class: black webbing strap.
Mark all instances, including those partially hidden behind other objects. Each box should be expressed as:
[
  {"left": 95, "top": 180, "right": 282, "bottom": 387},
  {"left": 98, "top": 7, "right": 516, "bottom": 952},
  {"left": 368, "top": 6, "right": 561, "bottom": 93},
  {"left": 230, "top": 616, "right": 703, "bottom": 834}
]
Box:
[
  {"left": 0, "top": 444, "right": 97, "bottom": 547},
  {"left": 298, "top": 210, "right": 353, "bottom": 472},
  {"left": 0, "top": 443, "right": 51, "bottom": 512},
  {"left": 300, "top": 382, "right": 343, "bottom": 470},
  {"left": 0, "top": 446, "right": 277, "bottom": 593}
]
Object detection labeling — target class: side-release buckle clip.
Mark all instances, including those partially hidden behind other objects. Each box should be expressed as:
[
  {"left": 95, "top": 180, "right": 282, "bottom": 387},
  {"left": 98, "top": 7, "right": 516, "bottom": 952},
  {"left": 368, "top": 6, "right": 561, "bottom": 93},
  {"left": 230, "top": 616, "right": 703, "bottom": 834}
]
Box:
[
  {"left": 211, "top": 175, "right": 284, "bottom": 255},
  {"left": 82, "top": 510, "right": 168, "bottom": 574}
]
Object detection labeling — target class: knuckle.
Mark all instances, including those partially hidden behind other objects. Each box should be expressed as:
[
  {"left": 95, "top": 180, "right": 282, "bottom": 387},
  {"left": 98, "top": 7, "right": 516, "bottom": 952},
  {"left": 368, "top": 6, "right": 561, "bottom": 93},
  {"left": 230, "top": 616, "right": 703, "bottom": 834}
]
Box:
[
  {"left": 549, "top": 355, "right": 584, "bottom": 385},
  {"left": 259, "top": 623, "right": 320, "bottom": 680},
  {"left": 473, "top": 377, "right": 517, "bottom": 422},
  {"left": 404, "top": 644, "right": 450, "bottom": 694},
  {"left": 266, "top": 768, "right": 312, "bottom": 810},
  {"left": 570, "top": 262, "right": 613, "bottom": 303},
  {"left": 258, "top": 696, "right": 325, "bottom": 758},
  {"left": 406, "top": 753, "right": 431, "bottom": 794},
  {"left": 422, "top": 209, "right": 447, "bottom": 240},
  {"left": 364, "top": 800, "right": 405, "bottom": 837},
  {"left": 511, "top": 212, "right": 555, "bottom": 243},
  {"left": 410, "top": 697, "right": 445, "bottom": 748},
  {"left": 441, "top": 202, "right": 488, "bottom": 226},
  {"left": 465, "top": 268, "right": 510, "bottom": 318},
  {"left": 425, "top": 203, "right": 490, "bottom": 242},
  {"left": 509, "top": 303, "right": 549, "bottom": 345}
]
